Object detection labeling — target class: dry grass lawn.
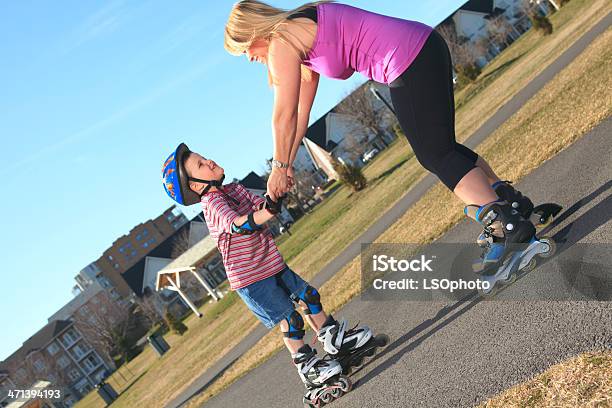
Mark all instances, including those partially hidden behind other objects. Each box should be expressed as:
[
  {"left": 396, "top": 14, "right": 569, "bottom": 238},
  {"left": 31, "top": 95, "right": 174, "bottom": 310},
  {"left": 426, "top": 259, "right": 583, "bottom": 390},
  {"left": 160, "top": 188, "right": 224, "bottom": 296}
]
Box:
[
  {"left": 76, "top": 1, "right": 611, "bottom": 406},
  {"left": 479, "top": 351, "right": 611, "bottom": 408},
  {"left": 184, "top": 10, "right": 612, "bottom": 408}
]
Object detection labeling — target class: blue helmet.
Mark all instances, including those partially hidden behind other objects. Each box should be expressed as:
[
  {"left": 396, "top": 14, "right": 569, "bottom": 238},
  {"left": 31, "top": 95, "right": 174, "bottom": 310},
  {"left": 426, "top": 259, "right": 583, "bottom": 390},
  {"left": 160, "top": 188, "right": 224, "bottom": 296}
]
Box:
[
  {"left": 162, "top": 143, "right": 197, "bottom": 205},
  {"left": 162, "top": 143, "right": 225, "bottom": 206}
]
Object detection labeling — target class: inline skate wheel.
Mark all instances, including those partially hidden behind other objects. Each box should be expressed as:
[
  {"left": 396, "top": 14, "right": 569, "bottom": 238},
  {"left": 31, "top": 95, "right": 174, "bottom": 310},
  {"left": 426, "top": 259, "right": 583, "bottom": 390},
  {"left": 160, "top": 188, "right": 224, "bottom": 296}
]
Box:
[
  {"left": 330, "top": 385, "right": 343, "bottom": 399},
  {"left": 375, "top": 334, "right": 390, "bottom": 347},
  {"left": 538, "top": 237, "right": 556, "bottom": 258},
  {"left": 320, "top": 389, "right": 333, "bottom": 404},
  {"left": 338, "top": 376, "right": 352, "bottom": 393},
  {"left": 521, "top": 257, "right": 537, "bottom": 272},
  {"left": 303, "top": 399, "right": 321, "bottom": 408},
  {"left": 502, "top": 272, "right": 517, "bottom": 284},
  {"left": 479, "top": 283, "right": 497, "bottom": 297}
]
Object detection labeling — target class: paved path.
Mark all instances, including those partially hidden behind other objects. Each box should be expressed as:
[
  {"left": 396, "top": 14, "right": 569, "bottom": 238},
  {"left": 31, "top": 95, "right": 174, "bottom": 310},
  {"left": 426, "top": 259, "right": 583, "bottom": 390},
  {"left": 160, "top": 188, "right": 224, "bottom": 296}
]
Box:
[
  {"left": 203, "top": 116, "right": 612, "bottom": 408},
  {"left": 166, "top": 11, "right": 612, "bottom": 408}
]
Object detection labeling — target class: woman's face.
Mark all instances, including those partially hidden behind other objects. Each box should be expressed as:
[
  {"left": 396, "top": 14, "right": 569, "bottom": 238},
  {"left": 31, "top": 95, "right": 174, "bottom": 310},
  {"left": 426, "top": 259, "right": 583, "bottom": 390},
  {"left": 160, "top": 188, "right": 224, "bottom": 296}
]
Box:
[{"left": 245, "top": 39, "right": 269, "bottom": 64}]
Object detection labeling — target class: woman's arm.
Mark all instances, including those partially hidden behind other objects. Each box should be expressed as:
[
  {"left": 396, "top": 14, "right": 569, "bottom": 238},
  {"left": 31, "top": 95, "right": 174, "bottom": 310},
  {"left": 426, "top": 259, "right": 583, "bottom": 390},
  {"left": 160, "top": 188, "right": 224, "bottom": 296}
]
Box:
[
  {"left": 289, "top": 71, "right": 320, "bottom": 166},
  {"left": 266, "top": 38, "right": 303, "bottom": 199},
  {"left": 268, "top": 38, "right": 303, "bottom": 166}
]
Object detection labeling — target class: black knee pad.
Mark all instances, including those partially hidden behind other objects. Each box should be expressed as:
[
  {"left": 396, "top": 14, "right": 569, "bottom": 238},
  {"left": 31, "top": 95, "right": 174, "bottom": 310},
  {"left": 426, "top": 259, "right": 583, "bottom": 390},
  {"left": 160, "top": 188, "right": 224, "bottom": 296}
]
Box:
[
  {"left": 297, "top": 286, "right": 322, "bottom": 315},
  {"left": 283, "top": 310, "right": 305, "bottom": 340}
]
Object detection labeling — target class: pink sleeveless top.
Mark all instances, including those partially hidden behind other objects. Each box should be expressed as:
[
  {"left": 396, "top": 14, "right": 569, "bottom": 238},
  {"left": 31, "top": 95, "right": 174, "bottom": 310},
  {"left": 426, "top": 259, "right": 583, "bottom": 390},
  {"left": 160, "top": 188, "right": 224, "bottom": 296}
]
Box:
[{"left": 303, "top": 3, "right": 433, "bottom": 84}]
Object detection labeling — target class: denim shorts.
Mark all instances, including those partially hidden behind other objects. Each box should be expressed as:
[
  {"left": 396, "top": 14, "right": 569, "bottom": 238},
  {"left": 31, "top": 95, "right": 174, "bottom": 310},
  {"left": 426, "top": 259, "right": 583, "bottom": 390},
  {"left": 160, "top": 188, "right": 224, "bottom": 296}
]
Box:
[{"left": 236, "top": 266, "right": 309, "bottom": 329}]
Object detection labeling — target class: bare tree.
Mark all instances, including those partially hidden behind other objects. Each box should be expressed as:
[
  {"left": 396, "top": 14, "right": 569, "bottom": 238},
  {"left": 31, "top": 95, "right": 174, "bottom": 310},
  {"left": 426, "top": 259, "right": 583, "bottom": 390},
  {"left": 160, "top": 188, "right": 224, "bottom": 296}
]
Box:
[
  {"left": 519, "top": 0, "right": 553, "bottom": 34},
  {"left": 290, "top": 167, "right": 321, "bottom": 212},
  {"left": 39, "top": 351, "right": 73, "bottom": 393},
  {"left": 170, "top": 227, "right": 190, "bottom": 258},
  {"left": 436, "top": 23, "right": 483, "bottom": 71},
  {"left": 72, "top": 299, "right": 134, "bottom": 367},
  {"left": 340, "top": 130, "right": 371, "bottom": 164},
  {"left": 134, "top": 289, "right": 164, "bottom": 327},
  {"left": 335, "top": 84, "right": 389, "bottom": 149},
  {"left": 486, "top": 15, "right": 514, "bottom": 49}
]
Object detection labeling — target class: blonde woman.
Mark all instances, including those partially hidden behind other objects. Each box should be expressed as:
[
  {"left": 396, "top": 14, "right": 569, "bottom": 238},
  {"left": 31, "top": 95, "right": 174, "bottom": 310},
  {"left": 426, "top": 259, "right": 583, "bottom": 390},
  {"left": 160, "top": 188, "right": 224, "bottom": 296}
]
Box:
[{"left": 224, "top": 1, "right": 558, "bottom": 293}]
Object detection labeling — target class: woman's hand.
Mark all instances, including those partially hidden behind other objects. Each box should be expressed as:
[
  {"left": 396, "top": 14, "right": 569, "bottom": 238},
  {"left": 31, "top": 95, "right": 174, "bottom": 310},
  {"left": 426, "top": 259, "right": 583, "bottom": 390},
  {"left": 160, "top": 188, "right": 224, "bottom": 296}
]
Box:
[
  {"left": 287, "top": 166, "right": 295, "bottom": 189},
  {"left": 267, "top": 167, "right": 290, "bottom": 201}
]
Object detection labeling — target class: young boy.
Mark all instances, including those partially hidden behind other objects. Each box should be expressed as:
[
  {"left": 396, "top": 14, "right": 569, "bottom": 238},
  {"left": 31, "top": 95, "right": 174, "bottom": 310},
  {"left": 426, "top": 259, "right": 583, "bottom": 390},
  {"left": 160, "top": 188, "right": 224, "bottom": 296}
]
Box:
[{"left": 161, "top": 143, "right": 380, "bottom": 401}]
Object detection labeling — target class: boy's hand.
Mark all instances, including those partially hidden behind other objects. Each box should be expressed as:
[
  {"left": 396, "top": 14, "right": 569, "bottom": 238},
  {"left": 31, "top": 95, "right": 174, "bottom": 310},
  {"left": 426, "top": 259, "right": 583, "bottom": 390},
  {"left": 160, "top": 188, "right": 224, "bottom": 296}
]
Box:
[
  {"left": 264, "top": 194, "right": 285, "bottom": 214},
  {"left": 287, "top": 166, "right": 295, "bottom": 189}
]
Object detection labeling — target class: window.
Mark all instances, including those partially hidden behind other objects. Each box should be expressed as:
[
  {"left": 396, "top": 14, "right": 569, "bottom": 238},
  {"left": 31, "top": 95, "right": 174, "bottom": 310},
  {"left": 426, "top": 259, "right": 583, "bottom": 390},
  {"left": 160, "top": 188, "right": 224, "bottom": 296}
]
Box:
[
  {"left": 16, "top": 368, "right": 27, "bottom": 380},
  {"left": 143, "top": 242, "right": 149, "bottom": 248},
  {"left": 136, "top": 233, "right": 142, "bottom": 241},
  {"left": 68, "top": 368, "right": 81, "bottom": 381},
  {"left": 47, "top": 373, "right": 57, "bottom": 383},
  {"left": 61, "top": 329, "right": 79, "bottom": 346},
  {"left": 79, "top": 305, "right": 89, "bottom": 316},
  {"left": 142, "top": 228, "right": 149, "bottom": 237},
  {"left": 83, "top": 355, "right": 100, "bottom": 372},
  {"left": 33, "top": 359, "right": 45, "bottom": 372},
  {"left": 58, "top": 355, "right": 70, "bottom": 369},
  {"left": 46, "top": 342, "right": 60, "bottom": 356},
  {"left": 110, "top": 288, "right": 120, "bottom": 300},
  {"left": 107, "top": 255, "right": 113, "bottom": 261},
  {"left": 113, "top": 263, "right": 119, "bottom": 269},
  {"left": 98, "top": 276, "right": 111, "bottom": 288},
  {"left": 72, "top": 343, "right": 90, "bottom": 359}
]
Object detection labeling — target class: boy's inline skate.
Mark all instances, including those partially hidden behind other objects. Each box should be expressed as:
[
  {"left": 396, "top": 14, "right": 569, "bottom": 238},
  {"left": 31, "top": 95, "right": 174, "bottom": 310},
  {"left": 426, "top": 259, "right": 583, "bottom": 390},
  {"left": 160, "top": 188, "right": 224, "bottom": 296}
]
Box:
[
  {"left": 294, "top": 344, "right": 352, "bottom": 407},
  {"left": 317, "top": 315, "right": 389, "bottom": 375},
  {"left": 467, "top": 200, "right": 556, "bottom": 297}
]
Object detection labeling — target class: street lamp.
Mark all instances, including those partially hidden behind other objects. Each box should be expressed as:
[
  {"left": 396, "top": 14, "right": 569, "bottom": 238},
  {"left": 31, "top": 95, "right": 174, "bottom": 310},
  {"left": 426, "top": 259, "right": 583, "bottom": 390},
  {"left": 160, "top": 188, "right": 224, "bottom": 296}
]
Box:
[{"left": 369, "top": 85, "right": 396, "bottom": 116}]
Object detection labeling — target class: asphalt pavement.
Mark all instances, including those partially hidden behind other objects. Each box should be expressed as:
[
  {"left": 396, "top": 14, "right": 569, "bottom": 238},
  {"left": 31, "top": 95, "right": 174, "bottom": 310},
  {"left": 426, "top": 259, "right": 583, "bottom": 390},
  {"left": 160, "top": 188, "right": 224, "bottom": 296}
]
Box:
[
  {"left": 166, "top": 11, "right": 612, "bottom": 408},
  {"left": 202, "top": 115, "right": 611, "bottom": 408}
]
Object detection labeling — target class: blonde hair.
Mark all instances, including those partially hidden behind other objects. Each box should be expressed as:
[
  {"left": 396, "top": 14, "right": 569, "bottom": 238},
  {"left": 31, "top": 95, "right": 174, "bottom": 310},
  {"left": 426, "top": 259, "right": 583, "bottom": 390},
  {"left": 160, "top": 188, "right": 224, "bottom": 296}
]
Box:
[{"left": 224, "top": 0, "right": 327, "bottom": 82}]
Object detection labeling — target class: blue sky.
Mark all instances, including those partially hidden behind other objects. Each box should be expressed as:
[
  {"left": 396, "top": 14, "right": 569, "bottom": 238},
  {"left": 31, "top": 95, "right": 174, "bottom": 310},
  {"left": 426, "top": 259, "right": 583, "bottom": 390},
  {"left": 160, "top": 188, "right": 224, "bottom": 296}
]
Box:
[{"left": 0, "top": 0, "right": 465, "bottom": 360}]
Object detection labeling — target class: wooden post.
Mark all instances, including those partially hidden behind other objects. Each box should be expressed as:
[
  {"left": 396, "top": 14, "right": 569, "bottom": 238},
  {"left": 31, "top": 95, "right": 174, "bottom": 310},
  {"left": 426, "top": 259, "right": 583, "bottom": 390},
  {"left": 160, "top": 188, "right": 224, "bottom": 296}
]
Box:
[
  {"left": 189, "top": 268, "right": 220, "bottom": 301},
  {"left": 166, "top": 275, "right": 202, "bottom": 318}
]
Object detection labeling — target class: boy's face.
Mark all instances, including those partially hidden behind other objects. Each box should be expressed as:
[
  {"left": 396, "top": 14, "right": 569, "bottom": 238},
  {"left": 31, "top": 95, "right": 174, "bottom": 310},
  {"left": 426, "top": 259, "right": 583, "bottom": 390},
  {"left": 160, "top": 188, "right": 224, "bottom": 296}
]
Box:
[{"left": 184, "top": 152, "right": 225, "bottom": 193}]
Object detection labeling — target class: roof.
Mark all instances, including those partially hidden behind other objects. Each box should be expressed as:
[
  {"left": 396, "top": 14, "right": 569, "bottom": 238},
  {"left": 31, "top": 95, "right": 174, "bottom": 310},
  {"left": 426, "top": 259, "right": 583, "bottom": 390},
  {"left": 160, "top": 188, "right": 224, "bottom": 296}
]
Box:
[
  {"left": 484, "top": 7, "right": 507, "bottom": 19},
  {"left": 240, "top": 172, "right": 266, "bottom": 190},
  {"left": 305, "top": 114, "right": 328, "bottom": 150},
  {"left": 156, "top": 236, "right": 218, "bottom": 291},
  {"left": 122, "top": 215, "right": 202, "bottom": 296},
  {"left": 47, "top": 280, "right": 105, "bottom": 322},
  {"left": 0, "top": 320, "right": 72, "bottom": 370},
  {"left": 459, "top": 0, "right": 495, "bottom": 14}
]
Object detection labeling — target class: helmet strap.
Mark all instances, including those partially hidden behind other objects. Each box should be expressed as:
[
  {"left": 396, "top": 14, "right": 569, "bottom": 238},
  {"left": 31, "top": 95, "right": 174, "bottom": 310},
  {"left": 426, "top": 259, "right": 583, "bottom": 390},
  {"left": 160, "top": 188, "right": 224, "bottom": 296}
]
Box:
[{"left": 187, "top": 174, "right": 239, "bottom": 205}]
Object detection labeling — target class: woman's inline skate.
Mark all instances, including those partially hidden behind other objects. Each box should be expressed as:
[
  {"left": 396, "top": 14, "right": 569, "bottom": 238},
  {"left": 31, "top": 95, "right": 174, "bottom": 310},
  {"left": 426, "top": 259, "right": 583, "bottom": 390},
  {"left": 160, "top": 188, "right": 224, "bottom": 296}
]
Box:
[
  {"left": 317, "top": 315, "right": 389, "bottom": 375},
  {"left": 476, "top": 180, "right": 562, "bottom": 247},
  {"left": 467, "top": 200, "right": 556, "bottom": 297}
]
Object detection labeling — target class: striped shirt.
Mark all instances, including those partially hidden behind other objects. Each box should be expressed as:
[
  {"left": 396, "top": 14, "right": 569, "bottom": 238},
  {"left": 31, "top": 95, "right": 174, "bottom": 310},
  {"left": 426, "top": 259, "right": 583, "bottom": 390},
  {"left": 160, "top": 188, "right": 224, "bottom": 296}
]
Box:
[{"left": 201, "top": 183, "right": 286, "bottom": 290}]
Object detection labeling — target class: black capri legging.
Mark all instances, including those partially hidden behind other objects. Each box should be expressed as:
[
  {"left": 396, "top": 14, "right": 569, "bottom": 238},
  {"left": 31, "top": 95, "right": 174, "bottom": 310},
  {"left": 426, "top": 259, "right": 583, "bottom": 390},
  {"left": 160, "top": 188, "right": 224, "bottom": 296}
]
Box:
[{"left": 389, "top": 29, "right": 479, "bottom": 191}]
